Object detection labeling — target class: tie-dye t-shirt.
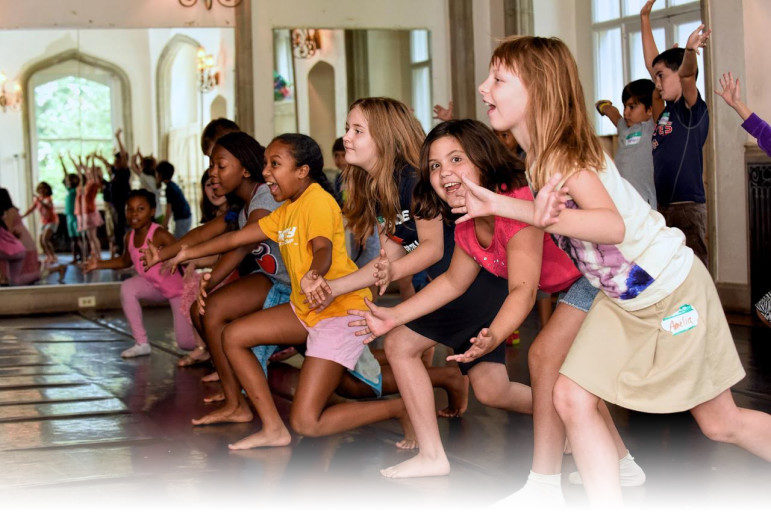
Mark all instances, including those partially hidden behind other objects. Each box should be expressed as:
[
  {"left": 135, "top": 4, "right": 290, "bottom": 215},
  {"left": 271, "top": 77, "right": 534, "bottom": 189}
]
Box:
[{"left": 549, "top": 153, "right": 693, "bottom": 312}]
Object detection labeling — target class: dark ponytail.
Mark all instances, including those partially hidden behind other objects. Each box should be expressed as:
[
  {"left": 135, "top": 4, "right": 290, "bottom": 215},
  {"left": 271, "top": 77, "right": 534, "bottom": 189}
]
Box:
[{"left": 271, "top": 133, "right": 335, "bottom": 197}]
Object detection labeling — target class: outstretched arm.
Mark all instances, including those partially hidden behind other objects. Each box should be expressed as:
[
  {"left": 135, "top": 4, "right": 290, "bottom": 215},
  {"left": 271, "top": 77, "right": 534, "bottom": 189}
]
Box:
[
  {"left": 84, "top": 234, "right": 131, "bottom": 271},
  {"left": 640, "top": 0, "right": 660, "bottom": 78},
  {"left": 680, "top": 24, "right": 710, "bottom": 108},
  {"left": 168, "top": 221, "right": 269, "bottom": 270},
  {"left": 348, "top": 247, "right": 480, "bottom": 343},
  {"left": 596, "top": 100, "right": 622, "bottom": 127},
  {"left": 715, "top": 72, "right": 752, "bottom": 121},
  {"left": 142, "top": 215, "right": 228, "bottom": 269},
  {"left": 449, "top": 227, "right": 541, "bottom": 363}
]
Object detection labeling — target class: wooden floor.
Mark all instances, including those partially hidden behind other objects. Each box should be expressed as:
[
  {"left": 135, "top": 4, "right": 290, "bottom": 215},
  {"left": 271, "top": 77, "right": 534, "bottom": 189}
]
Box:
[{"left": 0, "top": 307, "right": 769, "bottom": 510}]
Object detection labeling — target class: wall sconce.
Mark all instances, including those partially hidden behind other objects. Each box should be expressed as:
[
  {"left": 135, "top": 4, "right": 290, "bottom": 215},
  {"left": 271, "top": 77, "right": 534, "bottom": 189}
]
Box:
[
  {"left": 291, "top": 29, "right": 322, "bottom": 59},
  {"left": 0, "top": 71, "right": 22, "bottom": 113},
  {"left": 197, "top": 48, "right": 219, "bottom": 93},
  {"left": 178, "top": 0, "right": 242, "bottom": 9}
]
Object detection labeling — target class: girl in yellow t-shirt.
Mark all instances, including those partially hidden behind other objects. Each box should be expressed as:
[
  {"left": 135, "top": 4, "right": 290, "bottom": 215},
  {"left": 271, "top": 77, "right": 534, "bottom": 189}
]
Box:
[{"left": 165, "top": 133, "right": 412, "bottom": 450}]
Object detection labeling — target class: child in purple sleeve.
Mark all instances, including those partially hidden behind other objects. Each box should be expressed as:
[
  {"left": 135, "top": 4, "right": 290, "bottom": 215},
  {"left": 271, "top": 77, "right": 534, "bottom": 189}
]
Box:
[
  {"left": 715, "top": 71, "right": 771, "bottom": 327},
  {"left": 715, "top": 71, "right": 771, "bottom": 157}
]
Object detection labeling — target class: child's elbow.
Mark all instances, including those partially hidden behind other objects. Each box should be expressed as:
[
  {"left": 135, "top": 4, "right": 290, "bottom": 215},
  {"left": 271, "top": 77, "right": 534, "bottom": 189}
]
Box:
[{"left": 609, "top": 219, "right": 626, "bottom": 244}]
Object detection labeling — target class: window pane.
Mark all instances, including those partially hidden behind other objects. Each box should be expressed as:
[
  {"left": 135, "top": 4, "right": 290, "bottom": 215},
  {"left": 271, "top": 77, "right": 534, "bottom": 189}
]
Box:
[
  {"left": 675, "top": 19, "right": 705, "bottom": 97},
  {"left": 410, "top": 30, "right": 429, "bottom": 63},
  {"left": 668, "top": 0, "right": 699, "bottom": 6},
  {"left": 594, "top": 28, "right": 624, "bottom": 134},
  {"left": 623, "top": 0, "right": 664, "bottom": 16},
  {"left": 628, "top": 27, "right": 666, "bottom": 81},
  {"left": 412, "top": 66, "right": 431, "bottom": 134},
  {"left": 593, "top": 0, "right": 620, "bottom": 23}
]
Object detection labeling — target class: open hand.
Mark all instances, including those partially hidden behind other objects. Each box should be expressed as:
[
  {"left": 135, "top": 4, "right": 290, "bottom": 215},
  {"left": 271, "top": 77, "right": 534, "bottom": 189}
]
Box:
[
  {"left": 446, "top": 327, "right": 498, "bottom": 363},
  {"left": 196, "top": 272, "right": 211, "bottom": 316},
  {"left": 685, "top": 24, "right": 710, "bottom": 55},
  {"left": 347, "top": 298, "right": 398, "bottom": 344},
  {"left": 451, "top": 175, "right": 499, "bottom": 223},
  {"left": 301, "top": 269, "right": 332, "bottom": 310},
  {"left": 433, "top": 101, "right": 454, "bottom": 122},
  {"left": 715, "top": 72, "right": 741, "bottom": 109},
  {"left": 164, "top": 245, "right": 187, "bottom": 275},
  {"left": 139, "top": 241, "right": 161, "bottom": 271},
  {"left": 532, "top": 173, "right": 568, "bottom": 229},
  {"left": 373, "top": 249, "right": 393, "bottom": 295}
]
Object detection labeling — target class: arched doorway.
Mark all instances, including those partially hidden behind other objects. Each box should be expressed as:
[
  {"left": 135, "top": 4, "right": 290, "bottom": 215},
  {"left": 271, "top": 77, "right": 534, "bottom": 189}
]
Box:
[{"left": 307, "top": 61, "right": 336, "bottom": 172}]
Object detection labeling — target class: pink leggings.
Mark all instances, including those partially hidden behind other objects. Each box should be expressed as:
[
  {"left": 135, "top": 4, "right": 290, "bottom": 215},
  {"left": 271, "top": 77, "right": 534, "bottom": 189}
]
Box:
[{"left": 120, "top": 275, "right": 195, "bottom": 350}]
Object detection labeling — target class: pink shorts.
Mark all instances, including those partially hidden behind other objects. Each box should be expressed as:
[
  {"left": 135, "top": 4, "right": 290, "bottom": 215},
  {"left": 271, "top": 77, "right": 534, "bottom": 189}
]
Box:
[{"left": 291, "top": 303, "right": 367, "bottom": 370}]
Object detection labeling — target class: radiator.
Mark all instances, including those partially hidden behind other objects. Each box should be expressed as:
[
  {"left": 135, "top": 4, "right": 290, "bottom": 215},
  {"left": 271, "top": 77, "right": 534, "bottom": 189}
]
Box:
[{"left": 748, "top": 162, "right": 771, "bottom": 304}]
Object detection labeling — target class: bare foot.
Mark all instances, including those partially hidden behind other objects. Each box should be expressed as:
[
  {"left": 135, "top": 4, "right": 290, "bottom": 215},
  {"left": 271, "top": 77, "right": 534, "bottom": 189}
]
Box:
[
  {"left": 380, "top": 453, "right": 450, "bottom": 478},
  {"left": 228, "top": 425, "right": 292, "bottom": 450},
  {"left": 203, "top": 392, "right": 225, "bottom": 403},
  {"left": 268, "top": 347, "right": 298, "bottom": 362},
  {"left": 178, "top": 347, "right": 210, "bottom": 367},
  {"left": 437, "top": 374, "right": 469, "bottom": 418},
  {"left": 201, "top": 371, "right": 220, "bottom": 383},
  {"left": 192, "top": 403, "right": 252, "bottom": 425},
  {"left": 395, "top": 408, "right": 417, "bottom": 450}
]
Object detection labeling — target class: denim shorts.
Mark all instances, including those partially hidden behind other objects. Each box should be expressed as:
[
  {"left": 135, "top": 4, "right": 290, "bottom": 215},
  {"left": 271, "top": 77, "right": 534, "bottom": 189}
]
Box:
[{"left": 557, "top": 276, "right": 599, "bottom": 313}]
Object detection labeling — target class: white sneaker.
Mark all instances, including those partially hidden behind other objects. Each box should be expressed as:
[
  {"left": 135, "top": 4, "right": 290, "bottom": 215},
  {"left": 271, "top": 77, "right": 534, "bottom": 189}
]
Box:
[
  {"left": 121, "top": 344, "right": 151, "bottom": 358},
  {"left": 493, "top": 478, "right": 566, "bottom": 509},
  {"left": 568, "top": 453, "right": 646, "bottom": 486}
]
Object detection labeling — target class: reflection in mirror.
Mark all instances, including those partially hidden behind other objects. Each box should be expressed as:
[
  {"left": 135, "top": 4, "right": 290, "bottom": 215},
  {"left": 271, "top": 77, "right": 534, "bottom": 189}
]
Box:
[
  {"left": 0, "top": 28, "right": 235, "bottom": 288},
  {"left": 272, "top": 28, "right": 432, "bottom": 177}
]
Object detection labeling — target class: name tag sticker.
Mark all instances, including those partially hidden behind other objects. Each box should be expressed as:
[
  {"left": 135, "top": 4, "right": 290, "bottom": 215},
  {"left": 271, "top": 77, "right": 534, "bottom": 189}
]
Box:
[
  {"left": 661, "top": 304, "right": 699, "bottom": 335},
  {"left": 624, "top": 131, "right": 642, "bottom": 146}
]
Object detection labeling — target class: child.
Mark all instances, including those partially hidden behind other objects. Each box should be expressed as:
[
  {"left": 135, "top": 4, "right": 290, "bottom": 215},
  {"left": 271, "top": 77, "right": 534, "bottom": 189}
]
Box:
[
  {"left": 131, "top": 150, "right": 161, "bottom": 221},
  {"left": 331, "top": 137, "right": 346, "bottom": 203},
  {"left": 714, "top": 71, "right": 771, "bottom": 326},
  {"left": 349, "top": 120, "right": 639, "bottom": 496},
  {"left": 156, "top": 161, "right": 192, "bottom": 239},
  {"left": 641, "top": 0, "right": 709, "bottom": 266},
  {"left": 455, "top": 35, "right": 770, "bottom": 506},
  {"left": 596, "top": 78, "right": 658, "bottom": 208},
  {"left": 84, "top": 189, "right": 194, "bottom": 358},
  {"left": 161, "top": 133, "right": 414, "bottom": 449},
  {"left": 143, "top": 132, "right": 294, "bottom": 417},
  {"left": 59, "top": 156, "right": 84, "bottom": 263},
  {"left": 0, "top": 188, "right": 41, "bottom": 285},
  {"left": 83, "top": 156, "right": 104, "bottom": 260},
  {"left": 21, "top": 181, "right": 59, "bottom": 264}
]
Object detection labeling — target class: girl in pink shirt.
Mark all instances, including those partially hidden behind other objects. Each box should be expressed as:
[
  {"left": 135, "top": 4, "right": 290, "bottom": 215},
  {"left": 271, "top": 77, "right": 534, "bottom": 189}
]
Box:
[{"left": 350, "top": 120, "right": 641, "bottom": 494}]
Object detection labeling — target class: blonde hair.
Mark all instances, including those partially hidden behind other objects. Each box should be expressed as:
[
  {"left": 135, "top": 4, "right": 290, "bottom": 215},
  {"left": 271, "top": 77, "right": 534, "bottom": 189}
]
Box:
[
  {"left": 342, "top": 97, "right": 425, "bottom": 245},
  {"left": 490, "top": 36, "right": 605, "bottom": 191}
]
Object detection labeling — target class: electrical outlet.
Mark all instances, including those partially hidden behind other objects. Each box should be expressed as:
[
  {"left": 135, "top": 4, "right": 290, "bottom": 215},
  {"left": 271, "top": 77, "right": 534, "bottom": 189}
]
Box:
[{"left": 78, "top": 296, "right": 96, "bottom": 308}]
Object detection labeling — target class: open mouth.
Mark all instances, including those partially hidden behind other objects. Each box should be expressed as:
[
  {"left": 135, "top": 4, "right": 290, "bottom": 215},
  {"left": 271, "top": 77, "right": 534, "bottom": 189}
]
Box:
[
  {"left": 265, "top": 181, "right": 279, "bottom": 195},
  {"left": 443, "top": 182, "right": 461, "bottom": 194}
]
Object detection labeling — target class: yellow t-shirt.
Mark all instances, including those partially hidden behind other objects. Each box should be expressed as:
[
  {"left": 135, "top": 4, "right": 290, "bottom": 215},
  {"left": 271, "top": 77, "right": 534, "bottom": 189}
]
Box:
[{"left": 258, "top": 182, "right": 371, "bottom": 326}]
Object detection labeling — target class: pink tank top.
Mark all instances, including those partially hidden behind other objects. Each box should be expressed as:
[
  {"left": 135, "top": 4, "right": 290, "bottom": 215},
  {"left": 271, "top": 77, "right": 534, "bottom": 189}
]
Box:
[{"left": 129, "top": 223, "right": 185, "bottom": 299}]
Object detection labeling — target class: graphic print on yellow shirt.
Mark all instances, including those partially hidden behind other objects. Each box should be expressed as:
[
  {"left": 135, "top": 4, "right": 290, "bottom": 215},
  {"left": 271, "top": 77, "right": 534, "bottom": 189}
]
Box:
[{"left": 258, "top": 183, "right": 371, "bottom": 326}]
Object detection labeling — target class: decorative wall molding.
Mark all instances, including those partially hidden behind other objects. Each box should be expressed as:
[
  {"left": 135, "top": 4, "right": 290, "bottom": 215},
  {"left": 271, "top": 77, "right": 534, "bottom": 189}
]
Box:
[{"left": 178, "top": 0, "right": 242, "bottom": 9}]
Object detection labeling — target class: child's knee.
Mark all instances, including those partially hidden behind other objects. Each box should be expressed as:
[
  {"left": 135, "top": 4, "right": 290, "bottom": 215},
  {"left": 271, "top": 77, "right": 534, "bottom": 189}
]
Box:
[
  {"left": 696, "top": 415, "right": 738, "bottom": 444},
  {"left": 384, "top": 329, "right": 422, "bottom": 362},
  {"left": 289, "top": 410, "right": 321, "bottom": 437},
  {"left": 471, "top": 379, "right": 502, "bottom": 408},
  {"left": 552, "top": 375, "right": 588, "bottom": 421}
]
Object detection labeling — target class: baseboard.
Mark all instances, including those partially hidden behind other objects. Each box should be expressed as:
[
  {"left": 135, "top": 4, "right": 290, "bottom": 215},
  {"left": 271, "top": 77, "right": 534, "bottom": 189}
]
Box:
[
  {"left": 0, "top": 282, "right": 160, "bottom": 316},
  {"left": 715, "top": 281, "right": 751, "bottom": 314}
]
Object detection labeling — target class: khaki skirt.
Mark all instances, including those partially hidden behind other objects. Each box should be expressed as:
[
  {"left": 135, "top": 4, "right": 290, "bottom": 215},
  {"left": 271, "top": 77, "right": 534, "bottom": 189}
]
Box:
[{"left": 560, "top": 259, "right": 745, "bottom": 413}]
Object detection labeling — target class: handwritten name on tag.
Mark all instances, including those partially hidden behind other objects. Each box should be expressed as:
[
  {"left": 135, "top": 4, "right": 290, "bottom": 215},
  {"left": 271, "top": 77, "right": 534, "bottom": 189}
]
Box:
[{"left": 661, "top": 304, "right": 699, "bottom": 335}]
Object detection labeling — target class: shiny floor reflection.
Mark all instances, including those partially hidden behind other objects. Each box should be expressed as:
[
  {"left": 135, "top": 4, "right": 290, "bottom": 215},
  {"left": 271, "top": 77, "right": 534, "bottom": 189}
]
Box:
[{"left": 0, "top": 309, "right": 768, "bottom": 509}]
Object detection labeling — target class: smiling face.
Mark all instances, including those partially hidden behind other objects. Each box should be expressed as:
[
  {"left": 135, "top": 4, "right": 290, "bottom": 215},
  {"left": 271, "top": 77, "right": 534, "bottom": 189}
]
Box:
[
  {"left": 623, "top": 97, "right": 652, "bottom": 126},
  {"left": 208, "top": 145, "right": 249, "bottom": 196},
  {"left": 428, "top": 136, "right": 482, "bottom": 210},
  {"left": 478, "top": 63, "right": 529, "bottom": 134},
  {"left": 203, "top": 176, "right": 226, "bottom": 208},
  {"left": 126, "top": 196, "right": 154, "bottom": 230},
  {"left": 342, "top": 106, "right": 378, "bottom": 173},
  {"left": 652, "top": 62, "right": 682, "bottom": 102},
  {"left": 262, "top": 140, "right": 308, "bottom": 202}
]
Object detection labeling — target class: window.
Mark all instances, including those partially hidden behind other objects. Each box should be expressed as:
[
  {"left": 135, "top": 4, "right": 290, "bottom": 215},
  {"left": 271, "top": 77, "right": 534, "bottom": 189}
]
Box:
[
  {"left": 592, "top": 0, "right": 702, "bottom": 135},
  {"left": 410, "top": 30, "right": 432, "bottom": 134},
  {"left": 30, "top": 59, "right": 123, "bottom": 203}
]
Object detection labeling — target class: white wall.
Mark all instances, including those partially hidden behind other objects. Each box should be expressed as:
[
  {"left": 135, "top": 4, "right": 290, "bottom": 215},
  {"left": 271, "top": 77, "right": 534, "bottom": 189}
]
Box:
[
  {"left": 249, "top": 0, "right": 452, "bottom": 145},
  {"left": 472, "top": 0, "right": 506, "bottom": 122},
  {"left": 0, "top": 0, "right": 235, "bottom": 29}
]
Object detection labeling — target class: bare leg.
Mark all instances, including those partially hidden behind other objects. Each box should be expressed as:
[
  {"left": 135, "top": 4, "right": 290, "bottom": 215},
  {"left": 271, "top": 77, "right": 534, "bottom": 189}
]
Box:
[
  {"left": 467, "top": 362, "right": 532, "bottom": 414},
  {"left": 536, "top": 295, "right": 553, "bottom": 328},
  {"left": 380, "top": 326, "right": 451, "bottom": 478},
  {"left": 193, "top": 274, "right": 271, "bottom": 425},
  {"left": 553, "top": 374, "right": 622, "bottom": 506},
  {"left": 691, "top": 388, "right": 771, "bottom": 461},
  {"left": 222, "top": 303, "right": 307, "bottom": 449}
]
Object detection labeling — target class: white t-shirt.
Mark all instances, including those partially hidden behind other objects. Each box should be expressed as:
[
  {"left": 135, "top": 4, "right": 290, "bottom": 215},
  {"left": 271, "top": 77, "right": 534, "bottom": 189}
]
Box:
[{"left": 552, "top": 153, "right": 693, "bottom": 311}]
